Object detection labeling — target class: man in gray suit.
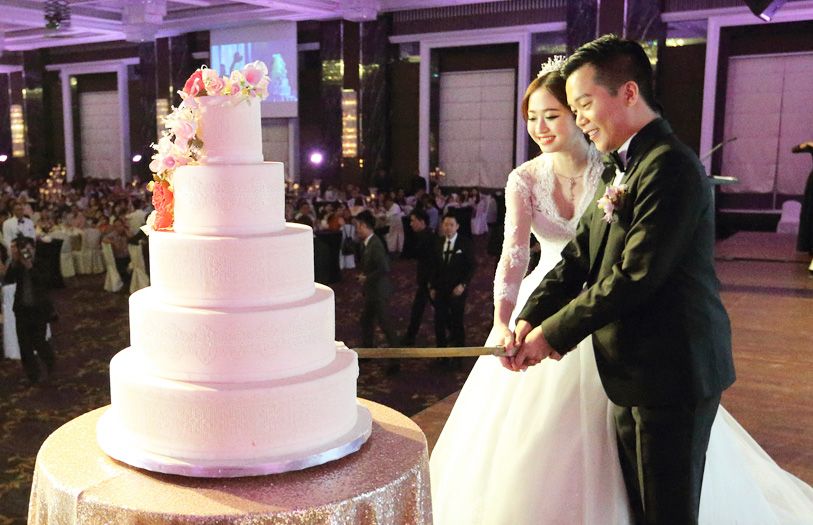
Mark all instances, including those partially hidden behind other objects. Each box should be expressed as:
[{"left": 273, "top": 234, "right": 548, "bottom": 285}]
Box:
[{"left": 354, "top": 210, "right": 398, "bottom": 349}]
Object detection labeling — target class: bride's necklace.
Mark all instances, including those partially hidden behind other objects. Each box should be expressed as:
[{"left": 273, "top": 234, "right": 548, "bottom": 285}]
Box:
[{"left": 553, "top": 169, "right": 581, "bottom": 203}]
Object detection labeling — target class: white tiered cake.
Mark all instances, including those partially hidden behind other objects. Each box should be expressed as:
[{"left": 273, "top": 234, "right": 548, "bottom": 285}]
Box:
[{"left": 97, "top": 66, "right": 371, "bottom": 477}]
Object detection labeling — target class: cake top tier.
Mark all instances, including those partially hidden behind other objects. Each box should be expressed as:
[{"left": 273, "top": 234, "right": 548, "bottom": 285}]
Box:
[{"left": 146, "top": 62, "right": 270, "bottom": 232}]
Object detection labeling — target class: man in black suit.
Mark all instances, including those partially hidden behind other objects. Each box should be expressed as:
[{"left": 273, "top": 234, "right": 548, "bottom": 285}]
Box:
[
  {"left": 430, "top": 213, "right": 476, "bottom": 348},
  {"left": 4, "top": 236, "right": 56, "bottom": 385},
  {"left": 402, "top": 209, "right": 435, "bottom": 346},
  {"left": 511, "top": 35, "right": 735, "bottom": 525},
  {"left": 353, "top": 210, "right": 398, "bottom": 349}
]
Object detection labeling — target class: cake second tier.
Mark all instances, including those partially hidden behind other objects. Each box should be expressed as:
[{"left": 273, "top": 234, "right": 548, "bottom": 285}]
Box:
[
  {"left": 172, "top": 162, "right": 285, "bottom": 236},
  {"left": 149, "top": 223, "right": 314, "bottom": 308}
]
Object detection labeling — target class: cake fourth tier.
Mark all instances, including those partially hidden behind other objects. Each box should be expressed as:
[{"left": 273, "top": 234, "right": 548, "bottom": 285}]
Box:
[{"left": 149, "top": 223, "right": 314, "bottom": 308}]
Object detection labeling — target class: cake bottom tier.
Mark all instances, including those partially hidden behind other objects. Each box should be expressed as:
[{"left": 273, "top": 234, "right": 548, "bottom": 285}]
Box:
[{"left": 107, "top": 347, "right": 359, "bottom": 461}]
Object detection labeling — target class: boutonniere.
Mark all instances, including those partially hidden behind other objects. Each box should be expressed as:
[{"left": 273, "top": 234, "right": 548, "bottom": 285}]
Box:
[{"left": 597, "top": 184, "right": 628, "bottom": 224}]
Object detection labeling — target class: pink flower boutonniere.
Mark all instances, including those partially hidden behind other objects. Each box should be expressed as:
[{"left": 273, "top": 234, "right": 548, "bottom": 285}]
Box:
[{"left": 597, "top": 183, "right": 628, "bottom": 224}]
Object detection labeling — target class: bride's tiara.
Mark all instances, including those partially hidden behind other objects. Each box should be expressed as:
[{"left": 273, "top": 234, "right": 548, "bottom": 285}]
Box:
[{"left": 537, "top": 55, "right": 567, "bottom": 78}]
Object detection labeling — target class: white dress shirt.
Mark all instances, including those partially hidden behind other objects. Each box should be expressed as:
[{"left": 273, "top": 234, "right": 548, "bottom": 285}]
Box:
[{"left": 3, "top": 216, "right": 36, "bottom": 248}]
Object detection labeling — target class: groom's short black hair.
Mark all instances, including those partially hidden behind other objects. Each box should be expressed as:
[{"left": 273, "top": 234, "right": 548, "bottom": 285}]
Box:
[{"left": 562, "top": 34, "right": 661, "bottom": 114}]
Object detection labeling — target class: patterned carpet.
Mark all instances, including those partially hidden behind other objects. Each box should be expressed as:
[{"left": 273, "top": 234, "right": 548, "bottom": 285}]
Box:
[{"left": 0, "top": 236, "right": 497, "bottom": 522}]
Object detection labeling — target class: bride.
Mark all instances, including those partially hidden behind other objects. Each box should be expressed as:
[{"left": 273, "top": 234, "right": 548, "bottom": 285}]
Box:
[{"left": 429, "top": 58, "right": 813, "bottom": 524}]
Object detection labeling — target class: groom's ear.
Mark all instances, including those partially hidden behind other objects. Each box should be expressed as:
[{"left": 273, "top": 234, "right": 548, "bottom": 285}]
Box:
[{"left": 621, "top": 80, "right": 639, "bottom": 107}]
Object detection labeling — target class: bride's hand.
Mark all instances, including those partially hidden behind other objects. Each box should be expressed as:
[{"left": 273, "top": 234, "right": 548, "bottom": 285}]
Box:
[{"left": 495, "top": 324, "right": 515, "bottom": 370}]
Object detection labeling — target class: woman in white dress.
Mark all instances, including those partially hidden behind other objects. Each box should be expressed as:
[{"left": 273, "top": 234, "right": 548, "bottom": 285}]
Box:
[{"left": 429, "top": 59, "right": 813, "bottom": 525}]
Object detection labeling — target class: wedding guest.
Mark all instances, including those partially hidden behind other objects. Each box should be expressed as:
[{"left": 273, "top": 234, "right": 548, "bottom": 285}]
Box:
[
  {"left": 294, "top": 200, "right": 316, "bottom": 225},
  {"left": 402, "top": 209, "right": 435, "bottom": 346},
  {"left": 4, "top": 236, "right": 56, "bottom": 385},
  {"left": 349, "top": 197, "right": 366, "bottom": 217},
  {"left": 125, "top": 198, "right": 147, "bottom": 236},
  {"left": 429, "top": 213, "right": 476, "bottom": 348},
  {"left": 421, "top": 195, "right": 439, "bottom": 232},
  {"left": 794, "top": 141, "right": 813, "bottom": 273},
  {"left": 383, "top": 196, "right": 405, "bottom": 256},
  {"left": 354, "top": 210, "right": 398, "bottom": 350},
  {"left": 103, "top": 218, "right": 131, "bottom": 285},
  {"left": 2, "top": 203, "right": 36, "bottom": 251}
]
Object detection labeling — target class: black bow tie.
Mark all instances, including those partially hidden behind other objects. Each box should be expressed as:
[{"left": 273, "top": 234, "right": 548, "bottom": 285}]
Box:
[
  {"left": 17, "top": 219, "right": 24, "bottom": 224},
  {"left": 608, "top": 151, "right": 626, "bottom": 173}
]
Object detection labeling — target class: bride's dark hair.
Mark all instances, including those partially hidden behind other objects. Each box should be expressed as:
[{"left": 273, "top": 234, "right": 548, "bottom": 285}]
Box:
[{"left": 520, "top": 70, "right": 570, "bottom": 121}]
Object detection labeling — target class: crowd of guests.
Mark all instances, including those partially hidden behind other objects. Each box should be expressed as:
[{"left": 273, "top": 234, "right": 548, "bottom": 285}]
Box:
[
  {"left": 285, "top": 180, "right": 502, "bottom": 371},
  {"left": 0, "top": 176, "right": 150, "bottom": 385},
  {"left": 285, "top": 180, "right": 498, "bottom": 260}
]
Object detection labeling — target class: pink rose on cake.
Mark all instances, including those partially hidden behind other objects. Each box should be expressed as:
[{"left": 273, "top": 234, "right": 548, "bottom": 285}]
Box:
[
  {"left": 243, "top": 61, "right": 268, "bottom": 87},
  {"left": 183, "top": 69, "right": 206, "bottom": 97},
  {"left": 228, "top": 70, "right": 246, "bottom": 96},
  {"left": 242, "top": 61, "right": 270, "bottom": 98},
  {"left": 202, "top": 68, "right": 226, "bottom": 95}
]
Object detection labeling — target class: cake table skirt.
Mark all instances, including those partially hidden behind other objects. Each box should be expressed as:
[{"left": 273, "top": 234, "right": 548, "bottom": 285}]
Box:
[{"left": 28, "top": 400, "right": 432, "bottom": 524}]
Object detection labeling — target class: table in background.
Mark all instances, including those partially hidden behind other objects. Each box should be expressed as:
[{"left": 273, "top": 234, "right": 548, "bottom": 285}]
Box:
[{"left": 28, "top": 399, "right": 431, "bottom": 524}]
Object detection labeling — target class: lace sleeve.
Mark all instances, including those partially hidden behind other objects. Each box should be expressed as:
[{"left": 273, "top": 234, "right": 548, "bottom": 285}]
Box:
[{"left": 493, "top": 168, "right": 533, "bottom": 308}]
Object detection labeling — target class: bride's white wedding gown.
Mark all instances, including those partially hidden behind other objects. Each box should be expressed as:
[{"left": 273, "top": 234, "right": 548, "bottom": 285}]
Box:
[{"left": 429, "top": 152, "right": 813, "bottom": 525}]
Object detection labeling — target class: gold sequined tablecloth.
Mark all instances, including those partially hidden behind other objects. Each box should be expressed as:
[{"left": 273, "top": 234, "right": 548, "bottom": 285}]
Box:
[{"left": 28, "top": 399, "right": 432, "bottom": 524}]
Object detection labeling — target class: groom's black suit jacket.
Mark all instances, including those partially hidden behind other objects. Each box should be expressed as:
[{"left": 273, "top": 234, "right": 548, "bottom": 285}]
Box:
[{"left": 517, "top": 118, "right": 736, "bottom": 407}]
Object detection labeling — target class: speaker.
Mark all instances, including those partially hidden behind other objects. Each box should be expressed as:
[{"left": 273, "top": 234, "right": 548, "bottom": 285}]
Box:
[{"left": 742, "top": 0, "right": 787, "bottom": 20}]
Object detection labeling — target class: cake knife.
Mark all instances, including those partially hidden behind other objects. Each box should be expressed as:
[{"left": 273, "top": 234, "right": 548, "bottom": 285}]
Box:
[{"left": 354, "top": 346, "right": 510, "bottom": 359}]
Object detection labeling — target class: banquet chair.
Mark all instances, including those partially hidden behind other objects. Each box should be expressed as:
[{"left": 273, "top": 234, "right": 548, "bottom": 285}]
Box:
[
  {"left": 49, "top": 231, "right": 76, "bottom": 279},
  {"left": 102, "top": 243, "right": 123, "bottom": 292},
  {"left": 71, "top": 231, "right": 88, "bottom": 274},
  {"left": 128, "top": 244, "right": 150, "bottom": 294},
  {"left": 81, "top": 227, "right": 105, "bottom": 274},
  {"left": 2, "top": 284, "right": 20, "bottom": 360}
]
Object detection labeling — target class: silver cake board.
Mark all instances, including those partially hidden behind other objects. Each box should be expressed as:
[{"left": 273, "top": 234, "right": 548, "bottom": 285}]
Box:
[{"left": 96, "top": 405, "right": 373, "bottom": 478}]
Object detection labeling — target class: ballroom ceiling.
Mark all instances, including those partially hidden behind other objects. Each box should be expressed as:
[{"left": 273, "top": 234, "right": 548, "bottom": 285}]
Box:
[{"left": 0, "top": 0, "right": 501, "bottom": 52}]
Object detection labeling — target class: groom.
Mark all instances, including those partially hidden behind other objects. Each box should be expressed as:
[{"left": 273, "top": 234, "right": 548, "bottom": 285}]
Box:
[{"left": 510, "top": 35, "right": 736, "bottom": 525}]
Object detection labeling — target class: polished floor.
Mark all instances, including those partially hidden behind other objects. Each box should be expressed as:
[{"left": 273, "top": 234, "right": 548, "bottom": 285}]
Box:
[{"left": 413, "top": 232, "right": 813, "bottom": 485}]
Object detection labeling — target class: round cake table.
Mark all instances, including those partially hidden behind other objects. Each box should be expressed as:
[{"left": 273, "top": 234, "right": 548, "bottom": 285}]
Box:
[{"left": 28, "top": 399, "right": 432, "bottom": 524}]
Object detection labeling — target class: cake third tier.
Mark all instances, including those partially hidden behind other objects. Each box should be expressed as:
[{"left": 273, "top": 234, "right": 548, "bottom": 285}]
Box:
[{"left": 149, "top": 223, "right": 314, "bottom": 308}]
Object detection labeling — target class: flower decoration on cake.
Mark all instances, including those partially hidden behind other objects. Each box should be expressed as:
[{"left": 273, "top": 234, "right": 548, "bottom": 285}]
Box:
[{"left": 145, "top": 61, "right": 270, "bottom": 234}]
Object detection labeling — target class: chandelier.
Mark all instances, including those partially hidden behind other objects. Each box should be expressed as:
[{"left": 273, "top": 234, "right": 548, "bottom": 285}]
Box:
[{"left": 44, "top": 0, "right": 71, "bottom": 32}]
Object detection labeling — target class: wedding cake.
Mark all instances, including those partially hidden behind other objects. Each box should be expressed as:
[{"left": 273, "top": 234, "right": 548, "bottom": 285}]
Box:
[{"left": 97, "top": 62, "right": 372, "bottom": 477}]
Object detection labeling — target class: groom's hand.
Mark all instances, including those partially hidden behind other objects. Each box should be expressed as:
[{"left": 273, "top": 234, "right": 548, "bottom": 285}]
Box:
[
  {"left": 512, "top": 325, "right": 554, "bottom": 371},
  {"left": 501, "top": 320, "right": 533, "bottom": 371}
]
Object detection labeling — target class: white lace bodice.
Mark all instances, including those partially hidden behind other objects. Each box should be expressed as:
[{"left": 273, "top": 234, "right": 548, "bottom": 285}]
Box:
[{"left": 493, "top": 147, "right": 604, "bottom": 306}]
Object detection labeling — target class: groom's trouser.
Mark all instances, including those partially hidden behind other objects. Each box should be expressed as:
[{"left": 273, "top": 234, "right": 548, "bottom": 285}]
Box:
[{"left": 612, "top": 394, "right": 720, "bottom": 525}]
